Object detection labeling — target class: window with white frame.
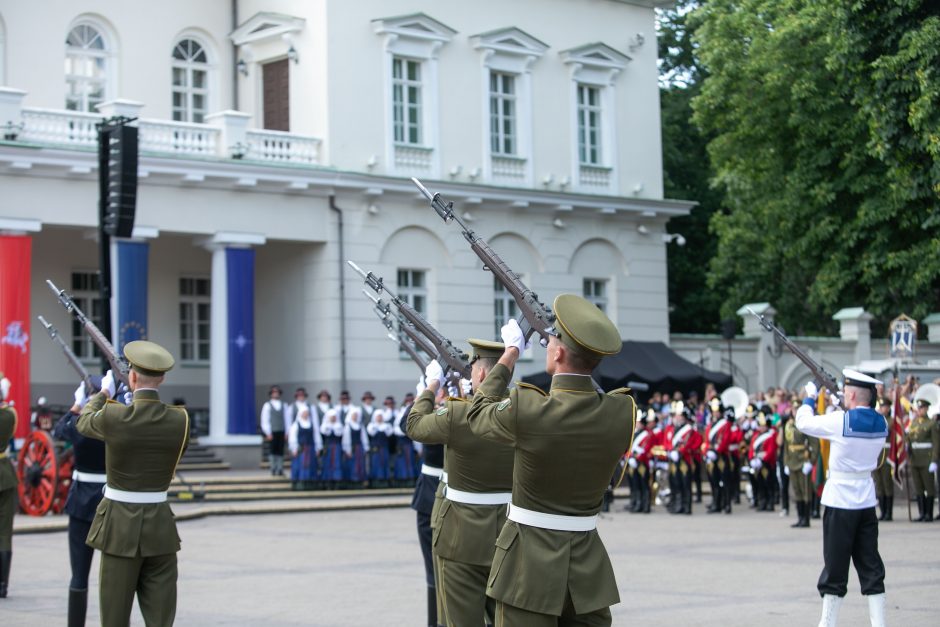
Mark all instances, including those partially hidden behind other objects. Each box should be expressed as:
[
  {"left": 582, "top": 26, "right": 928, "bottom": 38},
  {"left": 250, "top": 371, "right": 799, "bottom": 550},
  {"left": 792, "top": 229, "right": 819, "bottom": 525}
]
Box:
[
  {"left": 172, "top": 39, "right": 209, "bottom": 123},
  {"left": 179, "top": 277, "right": 210, "bottom": 363},
  {"left": 70, "top": 271, "right": 104, "bottom": 361},
  {"left": 577, "top": 84, "right": 603, "bottom": 166},
  {"left": 583, "top": 278, "right": 608, "bottom": 313},
  {"left": 65, "top": 23, "right": 109, "bottom": 112},
  {"left": 392, "top": 57, "right": 422, "bottom": 145},
  {"left": 493, "top": 278, "right": 519, "bottom": 341},
  {"left": 490, "top": 72, "right": 517, "bottom": 156}
]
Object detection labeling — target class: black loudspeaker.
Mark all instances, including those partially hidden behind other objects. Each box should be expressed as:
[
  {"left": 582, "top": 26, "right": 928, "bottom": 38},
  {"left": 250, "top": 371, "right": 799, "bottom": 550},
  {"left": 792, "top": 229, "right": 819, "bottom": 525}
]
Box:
[
  {"left": 720, "top": 319, "right": 737, "bottom": 340},
  {"left": 98, "top": 123, "right": 138, "bottom": 238}
]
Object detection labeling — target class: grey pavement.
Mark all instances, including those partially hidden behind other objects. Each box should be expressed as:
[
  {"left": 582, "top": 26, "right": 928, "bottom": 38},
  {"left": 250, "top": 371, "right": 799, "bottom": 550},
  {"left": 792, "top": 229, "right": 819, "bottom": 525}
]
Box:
[{"left": 3, "top": 502, "right": 938, "bottom": 625}]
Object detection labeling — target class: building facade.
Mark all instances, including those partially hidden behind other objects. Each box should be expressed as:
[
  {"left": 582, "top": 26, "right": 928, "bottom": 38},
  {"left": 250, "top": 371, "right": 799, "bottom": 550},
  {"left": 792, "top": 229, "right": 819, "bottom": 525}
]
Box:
[{"left": 0, "top": 0, "right": 687, "bottom": 452}]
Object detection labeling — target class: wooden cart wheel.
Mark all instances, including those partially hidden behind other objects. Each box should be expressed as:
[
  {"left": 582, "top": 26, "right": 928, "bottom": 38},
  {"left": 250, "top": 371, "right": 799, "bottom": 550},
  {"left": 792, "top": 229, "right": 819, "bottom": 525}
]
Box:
[{"left": 16, "top": 430, "right": 59, "bottom": 516}]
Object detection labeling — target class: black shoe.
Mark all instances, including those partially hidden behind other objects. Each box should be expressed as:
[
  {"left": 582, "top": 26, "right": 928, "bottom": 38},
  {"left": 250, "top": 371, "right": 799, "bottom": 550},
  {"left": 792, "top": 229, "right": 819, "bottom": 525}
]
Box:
[
  {"left": 884, "top": 497, "right": 893, "bottom": 521},
  {"left": 916, "top": 495, "right": 926, "bottom": 522},
  {"left": 791, "top": 502, "right": 804, "bottom": 528},
  {"left": 926, "top": 497, "right": 935, "bottom": 522}
]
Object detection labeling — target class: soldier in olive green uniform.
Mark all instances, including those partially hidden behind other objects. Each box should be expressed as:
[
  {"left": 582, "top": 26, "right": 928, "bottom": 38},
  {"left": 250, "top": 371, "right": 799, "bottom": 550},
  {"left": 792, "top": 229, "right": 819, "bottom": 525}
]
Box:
[
  {"left": 467, "top": 295, "right": 636, "bottom": 626},
  {"left": 906, "top": 398, "right": 939, "bottom": 522},
  {"left": 77, "top": 341, "right": 189, "bottom": 626},
  {"left": 0, "top": 403, "right": 18, "bottom": 598},
  {"left": 870, "top": 397, "right": 894, "bottom": 521},
  {"left": 408, "top": 339, "right": 514, "bottom": 627},
  {"left": 783, "top": 411, "right": 819, "bottom": 528}
]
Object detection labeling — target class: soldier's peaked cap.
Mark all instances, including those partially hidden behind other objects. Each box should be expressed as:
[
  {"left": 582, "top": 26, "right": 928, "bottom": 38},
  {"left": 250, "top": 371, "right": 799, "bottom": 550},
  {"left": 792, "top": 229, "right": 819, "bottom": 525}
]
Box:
[
  {"left": 123, "top": 340, "right": 175, "bottom": 377},
  {"left": 552, "top": 294, "right": 622, "bottom": 358},
  {"left": 916, "top": 398, "right": 931, "bottom": 408},
  {"left": 842, "top": 369, "right": 881, "bottom": 391},
  {"left": 466, "top": 338, "right": 504, "bottom": 360}
]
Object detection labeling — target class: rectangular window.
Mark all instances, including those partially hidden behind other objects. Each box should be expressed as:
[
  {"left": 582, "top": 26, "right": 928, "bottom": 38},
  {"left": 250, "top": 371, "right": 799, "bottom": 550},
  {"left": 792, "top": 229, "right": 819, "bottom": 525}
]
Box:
[
  {"left": 577, "top": 84, "right": 602, "bottom": 165},
  {"left": 583, "top": 278, "right": 608, "bottom": 313},
  {"left": 392, "top": 57, "right": 423, "bottom": 145},
  {"left": 70, "top": 271, "right": 104, "bottom": 361},
  {"left": 397, "top": 269, "right": 427, "bottom": 314},
  {"left": 494, "top": 278, "right": 519, "bottom": 341},
  {"left": 179, "top": 276, "right": 211, "bottom": 363},
  {"left": 490, "top": 72, "right": 517, "bottom": 156}
]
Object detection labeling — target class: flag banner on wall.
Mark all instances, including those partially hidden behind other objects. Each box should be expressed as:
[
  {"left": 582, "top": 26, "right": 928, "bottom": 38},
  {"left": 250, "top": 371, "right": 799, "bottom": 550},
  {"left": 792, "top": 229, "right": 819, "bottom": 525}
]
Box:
[
  {"left": 226, "top": 247, "right": 256, "bottom": 435},
  {"left": 0, "top": 235, "right": 32, "bottom": 439},
  {"left": 112, "top": 240, "right": 149, "bottom": 352}
]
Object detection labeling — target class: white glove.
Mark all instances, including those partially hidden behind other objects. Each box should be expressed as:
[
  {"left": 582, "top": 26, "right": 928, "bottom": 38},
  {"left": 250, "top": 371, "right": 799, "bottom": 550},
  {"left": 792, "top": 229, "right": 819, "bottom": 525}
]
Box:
[
  {"left": 802, "top": 461, "right": 814, "bottom": 475},
  {"left": 460, "top": 378, "right": 472, "bottom": 396},
  {"left": 749, "top": 458, "right": 762, "bottom": 470},
  {"left": 415, "top": 376, "right": 426, "bottom": 396},
  {"left": 803, "top": 381, "right": 818, "bottom": 400},
  {"left": 73, "top": 383, "right": 87, "bottom": 408},
  {"left": 100, "top": 370, "right": 116, "bottom": 398},
  {"left": 500, "top": 319, "right": 530, "bottom": 354},
  {"left": 784, "top": 466, "right": 791, "bottom": 476},
  {"left": 829, "top": 393, "right": 841, "bottom": 408},
  {"left": 627, "top": 457, "right": 638, "bottom": 469},
  {"left": 669, "top": 450, "right": 680, "bottom": 462},
  {"left": 123, "top": 391, "right": 133, "bottom": 405},
  {"left": 930, "top": 462, "right": 938, "bottom": 474},
  {"left": 424, "top": 360, "right": 445, "bottom": 387},
  {"left": 706, "top": 450, "right": 717, "bottom": 462}
]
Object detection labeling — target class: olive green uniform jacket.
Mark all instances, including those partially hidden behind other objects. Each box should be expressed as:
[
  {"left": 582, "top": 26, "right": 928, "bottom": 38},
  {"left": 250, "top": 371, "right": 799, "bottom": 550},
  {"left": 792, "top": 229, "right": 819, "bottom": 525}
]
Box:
[
  {"left": 906, "top": 416, "right": 940, "bottom": 468},
  {"left": 407, "top": 389, "right": 514, "bottom": 566},
  {"left": 78, "top": 390, "right": 189, "bottom": 557},
  {"left": 0, "top": 406, "right": 18, "bottom": 551},
  {"left": 467, "top": 365, "right": 636, "bottom": 616}
]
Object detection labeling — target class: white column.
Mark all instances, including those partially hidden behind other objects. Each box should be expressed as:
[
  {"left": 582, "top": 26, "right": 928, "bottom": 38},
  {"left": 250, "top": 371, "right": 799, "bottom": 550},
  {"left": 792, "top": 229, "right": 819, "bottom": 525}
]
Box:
[
  {"left": 738, "top": 302, "right": 777, "bottom": 390},
  {"left": 833, "top": 307, "right": 873, "bottom": 364}
]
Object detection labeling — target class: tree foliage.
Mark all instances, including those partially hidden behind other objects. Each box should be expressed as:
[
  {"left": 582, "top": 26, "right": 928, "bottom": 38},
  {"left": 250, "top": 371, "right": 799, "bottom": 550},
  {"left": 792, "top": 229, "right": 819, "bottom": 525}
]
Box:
[{"left": 690, "top": 0, "right": 940, "bottom": 336}]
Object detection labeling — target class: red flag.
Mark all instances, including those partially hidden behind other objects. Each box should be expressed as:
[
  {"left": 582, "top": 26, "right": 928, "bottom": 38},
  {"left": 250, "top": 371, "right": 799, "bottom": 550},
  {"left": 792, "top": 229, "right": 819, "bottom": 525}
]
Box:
[
  {"left": 0, "top": 235, "right": 32, "bottom": 439},
  {"left": 889, "top": 384, "right": 908, "bottom": 486}
]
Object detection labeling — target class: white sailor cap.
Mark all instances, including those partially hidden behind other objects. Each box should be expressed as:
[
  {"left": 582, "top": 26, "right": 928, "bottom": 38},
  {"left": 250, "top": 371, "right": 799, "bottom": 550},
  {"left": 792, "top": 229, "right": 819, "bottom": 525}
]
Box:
[{"left": 842, "top": 369, "right": 882, "bottom": 391}]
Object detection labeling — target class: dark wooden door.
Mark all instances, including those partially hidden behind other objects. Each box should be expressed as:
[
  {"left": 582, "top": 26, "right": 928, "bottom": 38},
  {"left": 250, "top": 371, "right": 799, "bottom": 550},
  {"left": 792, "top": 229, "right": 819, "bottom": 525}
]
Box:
[{"left": 262, "top": 59, "right": 290, "bottom": 131}]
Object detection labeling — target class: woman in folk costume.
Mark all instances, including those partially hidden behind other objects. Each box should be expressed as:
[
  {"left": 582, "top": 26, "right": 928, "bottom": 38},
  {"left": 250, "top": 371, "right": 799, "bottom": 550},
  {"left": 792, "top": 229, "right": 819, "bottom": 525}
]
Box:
[
  {"left": 288, "top": 405, "right": 322, "bottom": 490},
  {"left": 342, "top": 407, "right": 369, "bottom": 487},
  {"left": 367, "top": 398, "right": 395, "bottom": 487},
  {"left": 392, "top": 392, "right": 418, "bottom": 486},
  {"left": 319, "top": 408, "right": 345, "bottom": 489}
]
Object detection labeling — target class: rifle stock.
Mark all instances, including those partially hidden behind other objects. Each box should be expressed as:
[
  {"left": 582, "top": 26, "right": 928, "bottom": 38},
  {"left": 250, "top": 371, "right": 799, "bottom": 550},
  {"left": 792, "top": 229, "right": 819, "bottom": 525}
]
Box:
[
  {"left": 745, "top": 307, "right": 839, "bottom": 392},
  {"left": 46, "top": 279, "right": 131, "bottom": 387},
  {"left": 412, "top": 177, "right": 555, "bottom": 347},
  {"left": 37, "top": 315, "right": 95, "bottom": 393}
]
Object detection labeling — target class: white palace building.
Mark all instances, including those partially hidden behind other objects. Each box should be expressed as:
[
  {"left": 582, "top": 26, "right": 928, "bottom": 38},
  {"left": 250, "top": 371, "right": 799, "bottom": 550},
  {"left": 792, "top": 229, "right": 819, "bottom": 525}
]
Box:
[{"left": 0, "top": 0, "right": 691, "bottom": 454}]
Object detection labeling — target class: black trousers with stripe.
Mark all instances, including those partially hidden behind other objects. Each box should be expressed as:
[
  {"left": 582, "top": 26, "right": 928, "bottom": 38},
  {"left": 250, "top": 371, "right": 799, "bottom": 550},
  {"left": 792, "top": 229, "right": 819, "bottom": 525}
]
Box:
[{"left": 817, "top": 506, "right": 885, "bottom": 597}]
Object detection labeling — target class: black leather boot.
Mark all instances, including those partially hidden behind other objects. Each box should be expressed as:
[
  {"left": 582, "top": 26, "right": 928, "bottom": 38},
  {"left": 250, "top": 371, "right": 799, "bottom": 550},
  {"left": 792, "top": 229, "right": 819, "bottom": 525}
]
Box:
[
  {"left": 0, "top": 550, "right": 11, "bottom": 598},
  {"left": 68, "top": 587, "right": 88, "bottom": 627},
  {"left": 791, "top": 502, "right": 804, "bottom": 528},
  {"left": 884, "top": 496, "right": 893, "bottom": 521},
  {"left": 916, "top": 495, "right": 926, "bottom": 522},
  {"left": 926, "top": 497, "right": 935, "bottom": 522}
]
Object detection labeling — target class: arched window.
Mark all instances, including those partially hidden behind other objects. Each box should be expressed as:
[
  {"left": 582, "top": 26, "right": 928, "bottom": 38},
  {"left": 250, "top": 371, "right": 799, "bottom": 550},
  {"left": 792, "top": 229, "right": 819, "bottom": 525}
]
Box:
[
  {"left": 65, "top": 23, "right": 110, "bottom": 112},
  {"left": 172, "top": 39, "right": 209, "bottom": 123}
]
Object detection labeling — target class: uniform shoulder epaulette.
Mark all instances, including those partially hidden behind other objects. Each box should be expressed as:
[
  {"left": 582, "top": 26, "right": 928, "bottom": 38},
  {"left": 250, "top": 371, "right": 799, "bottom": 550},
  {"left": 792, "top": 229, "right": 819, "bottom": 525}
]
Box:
[
  {"left": 446, "top": 396, "right": 469, "bottom": 403},
  {"left": 515, "top": 382, "right": 548, "bottom": 397},
  {"left": 104, "top": 398, "right": 123, "bottom": 406},
  {"left": 607, "top": 387, "right": 633, "bottom": 397}
]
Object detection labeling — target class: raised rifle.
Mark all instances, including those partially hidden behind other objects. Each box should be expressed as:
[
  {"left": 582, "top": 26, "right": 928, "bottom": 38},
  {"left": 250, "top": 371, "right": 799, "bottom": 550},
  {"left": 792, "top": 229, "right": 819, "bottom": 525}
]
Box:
[
  {"left": 412, "top": 177, "right": 556, "bottom": 347},
  {"left": 47, "top": 279, "right": 131, "bottom": 387},
  {"left": 745, "top": 306, "right": 839, "bottom": 394},
  {"left": 349, "top": 260, "right": 471, "bottom": 379},
  {"left": 362, "top": 290, "right": 431, "bottom": 371},
  {"left": 362, "top": 289, "right": 440, "bottom": 363},
  {"left": 37, "top": 315, "right": 96, "bottom": 394}
]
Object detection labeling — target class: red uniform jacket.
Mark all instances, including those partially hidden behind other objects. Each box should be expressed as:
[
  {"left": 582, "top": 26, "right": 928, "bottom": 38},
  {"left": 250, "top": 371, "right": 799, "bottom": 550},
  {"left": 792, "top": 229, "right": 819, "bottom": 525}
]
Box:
[
  {"left": 671, "top": 423, "right": 701, "bottom": 465},
  {"left": 729, "top": 424, "right": 744, "bottom": 459},
  {"left": 749, "top": 429, "right": 778, "bottom": 467},
  {"left": 706, "top": 418, "right": 732, "bottom": 455},
  {"left": 630, "top": 428, "right": 654, "bottom": 465}
]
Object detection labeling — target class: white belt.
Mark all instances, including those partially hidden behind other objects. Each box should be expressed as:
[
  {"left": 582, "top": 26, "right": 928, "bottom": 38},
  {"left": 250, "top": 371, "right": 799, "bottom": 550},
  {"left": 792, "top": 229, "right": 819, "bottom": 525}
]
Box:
[
  {"left": 827, "top": 470, "right": 871, "bottom": 481},
  {"left": 912, "top": 442, "right": 933, "bottom": 449},
  {"left": 507, "top": 503, "right": 597, "bottom": 532},
  {"left": 73, "top": 470, "right": 107, "bottom": 483},
  {"left": 444, "top": 486, "right": 511, "bottom": 506},
  {"left": 421, "top": 464, "right": 443, "bottom": 478},
  {"left": 441, "top": 471, "right": 449, "bottom": 484},
  {"left": 104, "top": 486, "right": 168, "bottom": 504}
]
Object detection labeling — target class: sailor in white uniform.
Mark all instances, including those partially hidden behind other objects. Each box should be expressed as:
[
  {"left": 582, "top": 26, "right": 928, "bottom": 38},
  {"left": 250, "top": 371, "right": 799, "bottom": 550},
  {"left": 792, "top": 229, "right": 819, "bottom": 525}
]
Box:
[{"left": 795, "top": 369, "right": 888, "bottom": 627}]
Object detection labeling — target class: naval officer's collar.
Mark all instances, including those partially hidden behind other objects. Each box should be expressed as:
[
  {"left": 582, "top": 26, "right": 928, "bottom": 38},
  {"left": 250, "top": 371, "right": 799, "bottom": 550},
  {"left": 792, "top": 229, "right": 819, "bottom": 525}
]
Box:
[
  {"left": 550, "top": 372, "right": 598, "bottom": 393},
  {"left": 132, "top": 388, "right": 160, "bottom": 401}
]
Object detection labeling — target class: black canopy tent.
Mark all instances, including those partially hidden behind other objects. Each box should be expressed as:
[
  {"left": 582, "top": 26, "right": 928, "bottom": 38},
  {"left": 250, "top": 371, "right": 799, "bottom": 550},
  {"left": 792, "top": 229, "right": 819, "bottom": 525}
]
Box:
[{"left": 521, "top": 340, "right": 732, "bottom": 401}]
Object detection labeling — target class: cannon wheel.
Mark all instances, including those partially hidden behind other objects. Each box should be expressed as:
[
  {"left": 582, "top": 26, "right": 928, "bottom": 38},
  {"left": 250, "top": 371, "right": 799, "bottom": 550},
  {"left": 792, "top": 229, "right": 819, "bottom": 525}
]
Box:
[{"left": 16, "top": 430, "right": 62, "bottom": 516}]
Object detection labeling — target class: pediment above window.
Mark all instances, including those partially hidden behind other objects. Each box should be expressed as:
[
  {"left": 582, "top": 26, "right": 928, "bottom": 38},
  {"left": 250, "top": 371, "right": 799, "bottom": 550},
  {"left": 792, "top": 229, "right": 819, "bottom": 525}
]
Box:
[
  {"left": 230, "top": 12, "right": 305, "bottom": 46},
  {"left": 560, "top": 43, "right": 631, "bottom": 84},
  {"left": 373, "top": 13, "right": 456, "bottom": 58},
  {"left": 471, "top": 27, "right": 549, "bottom": 73}
]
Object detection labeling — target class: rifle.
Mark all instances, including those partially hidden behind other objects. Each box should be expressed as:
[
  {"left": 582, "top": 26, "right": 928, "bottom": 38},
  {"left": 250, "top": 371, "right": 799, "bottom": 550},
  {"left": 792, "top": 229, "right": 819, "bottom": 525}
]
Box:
[
  {"left": 47, "top": 279, "right": 131, "bottom": 387},
  {"left": 745, "top": 307, "right": 839, "bottom": 393},
  {"left": 37, "top": 315, "right": 95, "bottom": 394},
  {"left": 362, "top": 290, "right": 431, "bottom": 372},
  {"left": 363, "top": 289, "right": 439, "bottom": 364},
  {"left": 412, "top": 177, "right": 556, "bottom": 347},
  {"left": 348, "top": 260, "right": 471, "bottom": 379}
]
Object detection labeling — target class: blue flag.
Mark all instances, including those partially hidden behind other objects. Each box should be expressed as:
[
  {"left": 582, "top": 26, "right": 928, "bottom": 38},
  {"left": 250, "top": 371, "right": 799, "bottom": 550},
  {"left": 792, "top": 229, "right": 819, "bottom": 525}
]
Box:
[
  {"left": 226, "top": 248, "right": 256, "bottom": 435},
  {"left": 114, "top": 240, "right": 149, "bottom": 352}
]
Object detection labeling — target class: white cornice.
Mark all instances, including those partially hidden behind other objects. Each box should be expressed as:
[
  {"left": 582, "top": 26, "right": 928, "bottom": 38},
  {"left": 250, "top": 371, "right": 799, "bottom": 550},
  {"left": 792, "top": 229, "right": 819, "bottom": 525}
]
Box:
[{"left": 230, "top": 12, "right": 305, "bottom": 47}]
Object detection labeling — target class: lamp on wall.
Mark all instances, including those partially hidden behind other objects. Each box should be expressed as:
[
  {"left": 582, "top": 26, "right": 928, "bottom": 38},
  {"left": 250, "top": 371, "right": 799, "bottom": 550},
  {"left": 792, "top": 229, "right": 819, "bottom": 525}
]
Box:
[
  {"left": 287, "top": 45, "right": 299, "bottom": 64},
  {"left": 662, "top": 233, "right": 686, "bottom": 246},
  {"left": 236, "top": 59, "right": 248, "bottom": 76}
]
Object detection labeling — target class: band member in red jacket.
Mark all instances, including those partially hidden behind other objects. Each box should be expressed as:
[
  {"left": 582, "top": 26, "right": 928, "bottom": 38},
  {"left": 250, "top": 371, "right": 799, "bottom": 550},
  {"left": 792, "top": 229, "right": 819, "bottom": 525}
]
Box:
[
  {"left": 627, "top": 412, "right": 655, "bottom": 513},
  {"left": 668, "top": 405, "right": 703, "bottom": 515},
  {"left": 705, "top": 401, "right": 734, "bottom": 514},
  {"left": 728, "top": 411, "right": 745, "bottom": 505},
  {"left": 748, "top": 409, "right": 779, "bottom": 512}
]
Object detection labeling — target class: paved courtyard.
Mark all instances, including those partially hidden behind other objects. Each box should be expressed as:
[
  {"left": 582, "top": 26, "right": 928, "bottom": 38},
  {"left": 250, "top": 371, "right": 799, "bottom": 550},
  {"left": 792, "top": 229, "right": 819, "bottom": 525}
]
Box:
[{"left": 4, "top": 501, "right": 938, "bottom": 625}]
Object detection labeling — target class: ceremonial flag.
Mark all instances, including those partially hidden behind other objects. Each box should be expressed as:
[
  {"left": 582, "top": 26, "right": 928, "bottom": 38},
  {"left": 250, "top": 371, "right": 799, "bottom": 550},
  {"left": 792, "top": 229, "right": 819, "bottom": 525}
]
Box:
[
  {"left": 112, "top": 240, "right": 149, "bottom": 352},
  {"left": 0, "top": 235, "right": 31, "bottom": 439},
  {"left": 226, "top": 248, "right": 256, "bottom": 435},
  {"left": 888, "top": 384, "right": 908, "bottom": 486}
]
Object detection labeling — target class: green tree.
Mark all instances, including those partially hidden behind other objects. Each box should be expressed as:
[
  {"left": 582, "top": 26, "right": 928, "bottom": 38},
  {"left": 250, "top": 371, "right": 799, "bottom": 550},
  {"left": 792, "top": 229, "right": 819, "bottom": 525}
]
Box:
[{"left": 692, "top": 0, "right": 940, "bottom": 336}]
